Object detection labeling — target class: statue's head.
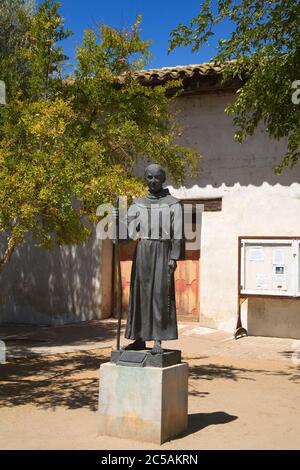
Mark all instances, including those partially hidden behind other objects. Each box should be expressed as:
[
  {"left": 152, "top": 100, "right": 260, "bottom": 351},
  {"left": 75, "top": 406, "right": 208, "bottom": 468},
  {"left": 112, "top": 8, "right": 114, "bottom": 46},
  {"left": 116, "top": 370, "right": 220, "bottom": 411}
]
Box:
[{"left": 144, "top": 164, "right": 166, "bottom": 194}]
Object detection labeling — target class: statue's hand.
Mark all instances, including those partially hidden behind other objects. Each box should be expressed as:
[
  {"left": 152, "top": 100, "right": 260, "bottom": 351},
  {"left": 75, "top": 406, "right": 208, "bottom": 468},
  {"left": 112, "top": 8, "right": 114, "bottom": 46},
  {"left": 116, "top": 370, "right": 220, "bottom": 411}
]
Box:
[
  {"left": 168, "top": 259, "right": 177, "bottom": 274},
  {"left": 111, "top": 208, "right": 119, "bottom": 243}
]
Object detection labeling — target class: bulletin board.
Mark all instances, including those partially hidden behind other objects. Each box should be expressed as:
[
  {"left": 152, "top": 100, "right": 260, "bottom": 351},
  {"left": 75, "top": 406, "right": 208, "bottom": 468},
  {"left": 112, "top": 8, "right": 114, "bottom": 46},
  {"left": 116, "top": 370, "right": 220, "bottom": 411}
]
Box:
[{"left": 240, "top": 238, "right": 300, "bottom": 297}]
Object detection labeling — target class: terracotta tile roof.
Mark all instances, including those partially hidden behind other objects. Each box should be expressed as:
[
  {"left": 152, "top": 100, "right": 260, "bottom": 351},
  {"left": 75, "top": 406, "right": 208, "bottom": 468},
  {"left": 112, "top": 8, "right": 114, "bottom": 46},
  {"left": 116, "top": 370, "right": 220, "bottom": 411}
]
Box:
[
  {"left": 134, "top": 62, "right": 225, "bottom": 85},
  {"left": 123, "top": 61, "right": 243, "bottom": 93}
]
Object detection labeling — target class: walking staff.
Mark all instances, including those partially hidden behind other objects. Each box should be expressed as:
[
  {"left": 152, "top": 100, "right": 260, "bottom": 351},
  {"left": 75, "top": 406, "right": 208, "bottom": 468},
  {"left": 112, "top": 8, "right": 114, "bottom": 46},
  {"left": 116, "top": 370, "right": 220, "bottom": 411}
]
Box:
[{"left": 114, "top": 196, "right": 122, "bottom": 351}]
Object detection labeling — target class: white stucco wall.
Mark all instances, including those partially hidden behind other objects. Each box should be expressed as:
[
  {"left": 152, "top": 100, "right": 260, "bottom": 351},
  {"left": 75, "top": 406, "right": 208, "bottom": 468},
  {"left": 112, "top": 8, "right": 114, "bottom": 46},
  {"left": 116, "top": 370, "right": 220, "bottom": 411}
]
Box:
[
  {"left": 0, "top": 233, "right": 113, "bottom": 325},
  {"left": 170, "top": 92, "right": 300, "bottom": 338}
]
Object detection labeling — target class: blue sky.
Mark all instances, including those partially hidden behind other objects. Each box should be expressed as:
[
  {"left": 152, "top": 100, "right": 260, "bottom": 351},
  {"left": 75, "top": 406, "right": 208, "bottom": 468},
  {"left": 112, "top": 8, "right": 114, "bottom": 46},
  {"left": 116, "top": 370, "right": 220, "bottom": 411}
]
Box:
[{"left": 37, "top": 0, "right": 233, "bottom": 69}]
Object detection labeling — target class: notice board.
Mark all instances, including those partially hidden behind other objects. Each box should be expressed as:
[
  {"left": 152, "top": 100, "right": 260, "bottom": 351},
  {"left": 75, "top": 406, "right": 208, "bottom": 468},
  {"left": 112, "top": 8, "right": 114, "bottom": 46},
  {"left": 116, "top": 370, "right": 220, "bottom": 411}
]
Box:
[{"left": 240, "top": 238, "right": 300, "bottom": 297}]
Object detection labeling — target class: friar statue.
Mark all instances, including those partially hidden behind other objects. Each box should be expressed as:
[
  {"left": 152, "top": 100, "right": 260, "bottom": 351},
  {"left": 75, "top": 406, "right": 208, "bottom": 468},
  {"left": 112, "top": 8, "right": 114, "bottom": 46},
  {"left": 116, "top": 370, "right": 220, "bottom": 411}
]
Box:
[{"left": 119, "top": 164, "right": 184, "bottom": 354}]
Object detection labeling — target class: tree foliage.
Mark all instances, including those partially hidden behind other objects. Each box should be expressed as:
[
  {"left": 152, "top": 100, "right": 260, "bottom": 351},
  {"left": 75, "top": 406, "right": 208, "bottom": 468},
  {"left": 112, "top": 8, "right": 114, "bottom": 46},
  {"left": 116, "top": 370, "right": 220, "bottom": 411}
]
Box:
[
  {"left": 0, "top": 1, "right": 197, "bottom": 271},
  {"left": 169, "top": 0, "right": 300, "bottom": 173},
  {"left": 0, "top": 0, "right": 35, "bottom": 99}
]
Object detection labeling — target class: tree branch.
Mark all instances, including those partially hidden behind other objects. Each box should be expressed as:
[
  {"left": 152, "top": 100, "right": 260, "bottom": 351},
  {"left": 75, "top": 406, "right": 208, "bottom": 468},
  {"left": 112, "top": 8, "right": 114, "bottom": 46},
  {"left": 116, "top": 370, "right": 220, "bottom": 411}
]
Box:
[{"left": 0, "top": 237, "right": 16, "bottom": 273}]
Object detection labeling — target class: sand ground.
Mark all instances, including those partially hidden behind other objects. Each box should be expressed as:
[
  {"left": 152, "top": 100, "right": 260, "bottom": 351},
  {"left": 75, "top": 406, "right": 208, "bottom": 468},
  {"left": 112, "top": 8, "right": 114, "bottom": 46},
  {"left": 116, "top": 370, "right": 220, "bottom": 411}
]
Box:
[{"left": 1, "top": 321, "right": 300, "bottom": 450}]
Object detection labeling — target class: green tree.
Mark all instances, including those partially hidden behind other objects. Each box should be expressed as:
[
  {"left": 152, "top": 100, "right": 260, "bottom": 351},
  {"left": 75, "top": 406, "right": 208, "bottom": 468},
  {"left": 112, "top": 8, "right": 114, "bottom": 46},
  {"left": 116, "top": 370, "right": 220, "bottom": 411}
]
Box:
[
  {"left": 23, "top": 0, "right": 72, "bottom": 99},
  {"left": 71, "top": 18, "right": 196, "bottom": 191},
  {"left": 0, "top": 2, "right": 197, "bottom": 272},
  {"left": 169, "top": 0, "right": 300, "bottom": 173},
  {"left": 0, "top": 0, "right": 35, "bottom": 100}
]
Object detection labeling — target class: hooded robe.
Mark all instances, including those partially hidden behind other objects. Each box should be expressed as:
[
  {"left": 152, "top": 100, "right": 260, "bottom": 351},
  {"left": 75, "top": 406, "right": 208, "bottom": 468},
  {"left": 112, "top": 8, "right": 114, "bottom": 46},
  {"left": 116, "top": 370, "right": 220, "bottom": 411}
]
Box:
[{"left": 124, "top": 188, "right": 183, "bottom": 341}]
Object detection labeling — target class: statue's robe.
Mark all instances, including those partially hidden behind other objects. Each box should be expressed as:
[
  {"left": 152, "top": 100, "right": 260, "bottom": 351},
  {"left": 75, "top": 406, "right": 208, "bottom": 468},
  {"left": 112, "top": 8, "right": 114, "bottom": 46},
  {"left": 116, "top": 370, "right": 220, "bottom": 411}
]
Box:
[{"left": 124, "top": 188, "right": 183, "bottom": 341}]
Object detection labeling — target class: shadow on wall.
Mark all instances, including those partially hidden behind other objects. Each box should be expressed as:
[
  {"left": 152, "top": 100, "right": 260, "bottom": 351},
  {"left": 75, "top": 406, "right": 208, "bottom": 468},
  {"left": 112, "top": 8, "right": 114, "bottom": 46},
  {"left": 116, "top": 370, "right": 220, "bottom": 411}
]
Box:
[
  {"left": 0, "top": 229, "right": 106, "bottom": 325},
  {"left": 179, "top": 132, "right": 300, "bottom": 189},
  {"left": 170, "top": 93, "right": 300, "bottom": 189}
]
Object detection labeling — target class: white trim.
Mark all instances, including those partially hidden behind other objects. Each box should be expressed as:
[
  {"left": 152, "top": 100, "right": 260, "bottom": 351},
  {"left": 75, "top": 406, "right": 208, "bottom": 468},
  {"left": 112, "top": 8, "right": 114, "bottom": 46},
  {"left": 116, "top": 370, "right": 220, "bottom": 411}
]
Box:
[
  {"left": 296, "top": 240, "right": 300, "bottom": 297},
  {"left": 241, "top": 289, "right": 295, "bottom": 297},
  {"left": 291, "top": 240, "right": 299, "bottom": 296},
  {"left": 240, "top": 241, "right": 245, "bottom": 290}
]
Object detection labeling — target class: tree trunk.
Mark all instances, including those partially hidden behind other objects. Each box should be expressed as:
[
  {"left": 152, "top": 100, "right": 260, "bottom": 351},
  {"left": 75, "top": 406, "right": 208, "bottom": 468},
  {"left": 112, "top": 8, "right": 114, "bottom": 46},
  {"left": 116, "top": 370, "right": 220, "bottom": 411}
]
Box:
[{"left": 0, "top": 237, "right": 16, "bottom": 273}]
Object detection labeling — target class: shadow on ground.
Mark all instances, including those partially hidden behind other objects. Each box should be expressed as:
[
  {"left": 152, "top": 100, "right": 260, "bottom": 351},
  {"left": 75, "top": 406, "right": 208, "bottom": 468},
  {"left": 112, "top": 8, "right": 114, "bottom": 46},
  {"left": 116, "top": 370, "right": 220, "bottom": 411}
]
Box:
[
  {"left": 174, "top": 411, "right": 238, "bottom": 439},
  {"left": 0, "top": 349, "right": 110, "bottom": 411},
  {"left": 186, "top": 361, "right": 300, "bottom": 396},
  {"left": 278, "top": 350, "right": 300, "bottom": 367},
  {"left": 0, "top": 320, "right": 121, "bottom": 356},
  {"left": 1, "top": 351, "right": 299, "bottom": 411},
  {"left": 188, "top": 362, "right": 295, "bottom": 382}
]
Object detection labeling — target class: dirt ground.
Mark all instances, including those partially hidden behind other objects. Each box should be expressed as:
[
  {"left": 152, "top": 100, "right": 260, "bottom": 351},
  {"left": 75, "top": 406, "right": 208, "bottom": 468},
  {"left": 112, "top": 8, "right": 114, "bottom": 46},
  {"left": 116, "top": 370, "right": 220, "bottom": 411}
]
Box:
[{"left": 1, "top": 346, "right": 300, "bottom": 450}]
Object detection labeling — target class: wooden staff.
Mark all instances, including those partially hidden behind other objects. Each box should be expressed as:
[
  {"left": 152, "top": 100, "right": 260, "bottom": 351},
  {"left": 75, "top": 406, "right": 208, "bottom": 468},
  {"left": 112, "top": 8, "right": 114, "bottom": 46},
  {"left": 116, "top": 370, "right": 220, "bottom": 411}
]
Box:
[{"left": 114, "top": 196, "right": 122, "bottom": 351}]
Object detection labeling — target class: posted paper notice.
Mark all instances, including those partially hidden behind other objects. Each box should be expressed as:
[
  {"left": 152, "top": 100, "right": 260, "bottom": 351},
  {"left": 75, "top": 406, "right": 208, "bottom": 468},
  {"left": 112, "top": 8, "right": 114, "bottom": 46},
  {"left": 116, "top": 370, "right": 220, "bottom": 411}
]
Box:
[
  {"left": 249, "top": 247, "right": 265, "bottom": 262},
  {"left": 272, "top": 249, "right": 285, "bottom": 265},
  {"left": 256, "top": 274, "right": 268, "bottom": 290},
  {"left": 272, "top": 265, "right": 287, "bottom": 290}
]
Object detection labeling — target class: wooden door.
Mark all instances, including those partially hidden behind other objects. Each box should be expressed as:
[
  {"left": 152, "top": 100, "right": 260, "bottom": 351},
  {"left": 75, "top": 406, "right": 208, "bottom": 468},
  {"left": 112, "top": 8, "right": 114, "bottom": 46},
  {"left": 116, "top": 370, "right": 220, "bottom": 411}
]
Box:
[
  {"left": 118, "top": 241, "right": 200, "bottom": 321},
  {"left": 174, "top": 258, "right": 199, "bottom": 321}
]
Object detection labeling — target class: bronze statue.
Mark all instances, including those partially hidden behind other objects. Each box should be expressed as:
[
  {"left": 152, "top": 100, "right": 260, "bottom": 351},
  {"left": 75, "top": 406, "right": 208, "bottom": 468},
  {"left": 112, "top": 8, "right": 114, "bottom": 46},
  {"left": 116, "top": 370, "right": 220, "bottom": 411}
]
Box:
[{"left": 114, "top": 164, "right": 183, "bottom": 354}]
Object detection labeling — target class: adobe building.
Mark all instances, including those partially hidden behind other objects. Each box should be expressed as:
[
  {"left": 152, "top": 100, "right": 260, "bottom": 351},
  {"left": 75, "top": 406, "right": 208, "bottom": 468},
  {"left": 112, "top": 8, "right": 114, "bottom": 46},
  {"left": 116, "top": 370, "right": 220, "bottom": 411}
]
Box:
[{"left": 1, "top": 63, "right": 300, "bottom": 338}]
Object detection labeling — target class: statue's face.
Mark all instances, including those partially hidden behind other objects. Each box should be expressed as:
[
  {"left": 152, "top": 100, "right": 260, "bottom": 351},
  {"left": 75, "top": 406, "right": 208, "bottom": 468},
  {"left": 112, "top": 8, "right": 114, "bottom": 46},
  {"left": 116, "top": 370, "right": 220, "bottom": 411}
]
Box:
[{"left": 145, "top": 167, "right": 165, "bottom": 193}]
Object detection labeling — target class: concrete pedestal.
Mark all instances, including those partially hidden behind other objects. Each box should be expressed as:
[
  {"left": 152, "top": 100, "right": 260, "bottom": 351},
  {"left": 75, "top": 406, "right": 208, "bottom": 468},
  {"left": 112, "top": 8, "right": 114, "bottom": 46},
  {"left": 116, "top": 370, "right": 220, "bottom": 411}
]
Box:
[{"left": 98, "top": 362, "right": 188, "bottom": 444}]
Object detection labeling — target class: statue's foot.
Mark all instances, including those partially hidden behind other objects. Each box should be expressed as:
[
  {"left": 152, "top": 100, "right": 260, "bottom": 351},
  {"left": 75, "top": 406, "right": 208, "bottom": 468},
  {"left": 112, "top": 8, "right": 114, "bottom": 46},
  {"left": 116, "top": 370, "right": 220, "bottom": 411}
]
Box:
[
  {"left": 151, "top": 340, "right": 163, "bottom": 355},
  {"left": 122, "top": 339, "right": 146, "bottom": 351}
]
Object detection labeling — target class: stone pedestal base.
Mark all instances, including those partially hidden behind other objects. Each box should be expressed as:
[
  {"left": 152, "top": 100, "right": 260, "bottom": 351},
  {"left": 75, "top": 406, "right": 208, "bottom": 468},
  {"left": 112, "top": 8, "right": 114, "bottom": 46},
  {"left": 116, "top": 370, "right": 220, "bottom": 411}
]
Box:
[{"left": 98, "top": 362, "right": 188, "bottom": 444}]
